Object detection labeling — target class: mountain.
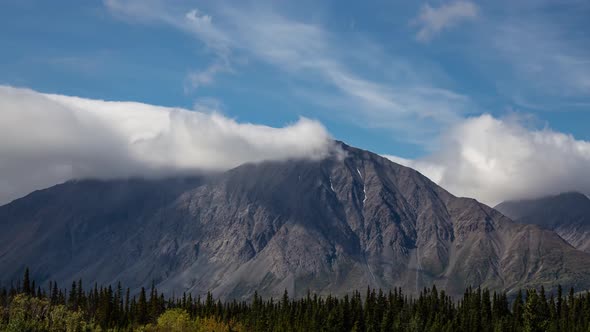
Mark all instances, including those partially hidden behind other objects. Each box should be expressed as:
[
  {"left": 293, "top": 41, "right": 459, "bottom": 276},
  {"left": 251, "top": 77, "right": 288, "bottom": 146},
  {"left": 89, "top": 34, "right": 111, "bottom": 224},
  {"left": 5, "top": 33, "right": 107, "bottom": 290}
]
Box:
[
  {"left": 2, "top": 142, "right": 590, "bottom": 299},
  {"left": 496, "top": 192, "right": 590, "bottom": 252},
  {"left": 0, "top": 177, "right": 203, "bottom": 287}
]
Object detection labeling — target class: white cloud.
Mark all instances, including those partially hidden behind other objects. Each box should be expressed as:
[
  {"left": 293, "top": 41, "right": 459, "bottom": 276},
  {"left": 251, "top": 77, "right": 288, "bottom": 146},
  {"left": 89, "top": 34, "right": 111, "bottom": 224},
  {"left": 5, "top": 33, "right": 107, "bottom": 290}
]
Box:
[
  {"left": 185, "top": 60, "right": 232, "bottom": 90},
  {"left": 185, "top": 8, "right": 211, "bottom": 26},
  {"left": 105, "top": 0, "right": 233, "bottom": 86},
  {"left": 192, "top": 97, "right": 223, "bottom": 113},
  {"left": 413, "top": 1, "right": 479, "bottom": 42},
  {"left": 99, "top": 0, "right": 590, "bottom": 207},
  {"left": 0, "top": 86, "right": 333, "bottom": 204},
  {"left": 385, "top": 114, "right": 590, "bottom": 206},
  {"left": 105, "top": 1, "right": 471, "bottom": 142}
]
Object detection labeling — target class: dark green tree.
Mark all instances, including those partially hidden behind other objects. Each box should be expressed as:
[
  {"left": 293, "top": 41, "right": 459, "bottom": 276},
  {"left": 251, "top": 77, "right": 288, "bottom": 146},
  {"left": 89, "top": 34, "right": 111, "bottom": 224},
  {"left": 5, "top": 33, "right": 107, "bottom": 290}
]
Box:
[{"left": 22, "top": 267, "right": 31, "bottom": 295}]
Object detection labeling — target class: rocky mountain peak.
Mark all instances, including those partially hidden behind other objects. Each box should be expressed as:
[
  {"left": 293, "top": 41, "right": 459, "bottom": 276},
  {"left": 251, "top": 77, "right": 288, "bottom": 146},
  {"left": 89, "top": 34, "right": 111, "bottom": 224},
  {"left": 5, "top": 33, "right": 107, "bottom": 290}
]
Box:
[{"left": 2, "top": 143, "right": 590, "bottom": 299}]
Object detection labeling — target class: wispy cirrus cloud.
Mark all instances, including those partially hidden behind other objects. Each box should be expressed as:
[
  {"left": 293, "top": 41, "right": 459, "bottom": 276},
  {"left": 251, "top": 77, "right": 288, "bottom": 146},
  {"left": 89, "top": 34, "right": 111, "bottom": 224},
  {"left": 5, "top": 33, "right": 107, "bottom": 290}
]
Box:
[
  {"left": 102, "top": 0, "right": 590, "bottom": 206},
  {"left": 105, "top": 0, "right": 234, "bottom": 89},
  {"left": 412, "top": 1, "right": 479, "bottom": 42},
  {"left": 104, "top": 0, "right": 472, "bottom": 142},
  {"left": 492, "top": 21, "right": 590, "bottom": 103},
  {"left": 438, "top": 1, "right": 590, "bottom": 111},
  {"left": 185, "top": 60, "right": 232, "bottom": 90}
]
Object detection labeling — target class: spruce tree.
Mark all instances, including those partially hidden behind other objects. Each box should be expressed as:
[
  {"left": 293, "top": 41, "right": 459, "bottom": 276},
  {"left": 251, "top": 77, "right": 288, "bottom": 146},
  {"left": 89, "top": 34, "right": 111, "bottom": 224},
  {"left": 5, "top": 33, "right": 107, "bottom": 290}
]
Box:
[
  {"left": 22, "top": 267, "right": 31, "bottom": 295},
  {"left": 137, "top": 286, "right": 148, "bottom": 325}
]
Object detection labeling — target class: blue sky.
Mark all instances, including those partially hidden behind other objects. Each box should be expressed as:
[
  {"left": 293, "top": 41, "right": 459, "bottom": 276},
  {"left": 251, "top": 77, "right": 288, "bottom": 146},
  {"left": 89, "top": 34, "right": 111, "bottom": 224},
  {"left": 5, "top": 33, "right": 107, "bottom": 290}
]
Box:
[
  {"left": 1, "top": 0, "right": 590, "bottom": 205},
  {"left": 2, "top": 0, "right": 588, "bottom": 158}
]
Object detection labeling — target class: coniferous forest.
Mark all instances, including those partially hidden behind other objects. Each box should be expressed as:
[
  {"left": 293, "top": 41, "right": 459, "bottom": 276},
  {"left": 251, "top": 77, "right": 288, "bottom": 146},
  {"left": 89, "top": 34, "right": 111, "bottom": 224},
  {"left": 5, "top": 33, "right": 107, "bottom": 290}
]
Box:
[{"left": 2, "top": 269, "right": 590, "bottom": 331}]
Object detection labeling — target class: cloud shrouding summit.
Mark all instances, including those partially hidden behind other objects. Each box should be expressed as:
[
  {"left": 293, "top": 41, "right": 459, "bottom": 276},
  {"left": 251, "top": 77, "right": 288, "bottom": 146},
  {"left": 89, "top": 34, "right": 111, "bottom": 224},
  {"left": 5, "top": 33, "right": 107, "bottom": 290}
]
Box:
[
  {"left": 0, "top": 86, "right": 332, "bottom": 204},
  {"left": 2, "top": 85, "right": 589, "bottom": 208},
  {"left": 385, "top": 114, "right": 590, "bottom": 206}
]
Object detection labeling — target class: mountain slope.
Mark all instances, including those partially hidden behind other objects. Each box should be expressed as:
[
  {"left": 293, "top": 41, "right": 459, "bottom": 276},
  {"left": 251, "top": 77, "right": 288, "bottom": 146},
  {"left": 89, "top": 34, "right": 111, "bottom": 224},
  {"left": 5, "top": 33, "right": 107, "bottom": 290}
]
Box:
[
  {"left": 0, "top": 177, "right": 202, "bottom": 285},
  {"left": 496, "top": 192, "right": 590, "bottom": 252},
  {"left": 2, "top": 142, "right": 590, "bottom": 299}
]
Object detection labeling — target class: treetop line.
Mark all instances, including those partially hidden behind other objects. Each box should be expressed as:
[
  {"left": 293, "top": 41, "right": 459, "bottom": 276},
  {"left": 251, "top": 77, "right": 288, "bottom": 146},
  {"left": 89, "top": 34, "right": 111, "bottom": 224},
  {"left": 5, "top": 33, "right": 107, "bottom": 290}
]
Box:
[{"left": 1, "top": 268, "right": 590, "bottom": 331}]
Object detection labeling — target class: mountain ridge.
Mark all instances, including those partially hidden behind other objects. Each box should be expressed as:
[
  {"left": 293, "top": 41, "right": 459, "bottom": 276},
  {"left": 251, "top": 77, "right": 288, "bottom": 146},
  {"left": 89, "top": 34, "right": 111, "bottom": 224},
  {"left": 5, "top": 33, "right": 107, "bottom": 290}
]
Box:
[
  {"left": 2, "top": 142, "right": 590, "bottom": 299},
  {"left": 496, "top": 191, "right": 590, "bottom": 252}
]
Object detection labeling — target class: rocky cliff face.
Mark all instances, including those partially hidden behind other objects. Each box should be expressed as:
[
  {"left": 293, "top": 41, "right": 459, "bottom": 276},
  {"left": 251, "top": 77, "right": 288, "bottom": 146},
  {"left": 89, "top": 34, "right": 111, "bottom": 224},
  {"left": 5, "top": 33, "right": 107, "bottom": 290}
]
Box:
[
  {"left": 496, "top": 192, "right": 590, "bottom": 252},
  {"left": 2, "top": 142, "right": 590, "bottom": 299}
]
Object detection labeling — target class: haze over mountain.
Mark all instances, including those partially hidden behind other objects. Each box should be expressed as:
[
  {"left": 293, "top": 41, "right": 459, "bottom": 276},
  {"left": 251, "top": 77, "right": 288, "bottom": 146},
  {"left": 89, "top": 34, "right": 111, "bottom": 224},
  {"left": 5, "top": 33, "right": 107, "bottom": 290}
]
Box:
[
  {"left": 496, "top": 192, "right": 590, "bottom": 252},
  {"left": 2, "top": 142, "right": 590, "bottom": 300}
]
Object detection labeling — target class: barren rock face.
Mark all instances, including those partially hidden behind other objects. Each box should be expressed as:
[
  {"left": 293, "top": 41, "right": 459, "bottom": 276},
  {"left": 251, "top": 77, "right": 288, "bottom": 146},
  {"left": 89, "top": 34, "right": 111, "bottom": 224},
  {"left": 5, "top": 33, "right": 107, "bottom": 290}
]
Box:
[
  {"left": 2, "top": 142, "right": 590, "bottom": 299},
  {"left": 496, "top": 192, "right": 590, "bottom": 252}
]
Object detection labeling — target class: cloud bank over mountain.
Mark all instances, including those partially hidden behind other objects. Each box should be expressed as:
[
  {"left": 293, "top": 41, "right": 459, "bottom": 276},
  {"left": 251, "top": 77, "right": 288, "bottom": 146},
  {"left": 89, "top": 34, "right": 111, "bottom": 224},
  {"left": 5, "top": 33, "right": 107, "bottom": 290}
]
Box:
[
  {"left": 2, "top": 84, "right": 589, "bottom": 207},
  {"left": 385, "top": 114, "right": 590, "bottom": 206},
  {"left": 0, "top": 86, "right": 332, "bottom": 204}
]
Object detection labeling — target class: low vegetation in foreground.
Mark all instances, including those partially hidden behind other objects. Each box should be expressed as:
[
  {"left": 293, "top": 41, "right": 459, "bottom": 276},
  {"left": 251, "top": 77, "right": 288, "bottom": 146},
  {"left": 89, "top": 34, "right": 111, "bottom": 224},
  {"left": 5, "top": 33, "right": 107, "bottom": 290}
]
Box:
[{"left": 2, "top": 269, "right": 590, "bottom": 331}]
